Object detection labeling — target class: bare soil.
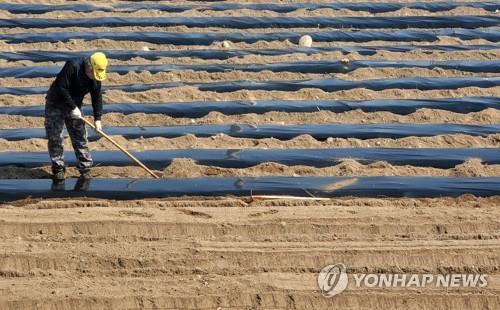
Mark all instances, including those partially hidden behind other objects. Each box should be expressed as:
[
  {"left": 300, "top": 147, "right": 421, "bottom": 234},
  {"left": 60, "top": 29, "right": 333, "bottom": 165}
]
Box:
[
  {"left": 1, "top": 158, "right": 499, "bottom": 179},
  {"left": 0, "top": 67, "right": 489, "bottom": 88},
  {"left": 0, "top": 6, "right": 495, "bottom": 19},
  {"left": 0, "top": 199, "right": 499, "bottom": 309},
  {"left": 0, "top": 108, "right": 499, "bottom": 129},
  {"left": 1, "top": 37, "right": 496, "bottom": 52}
]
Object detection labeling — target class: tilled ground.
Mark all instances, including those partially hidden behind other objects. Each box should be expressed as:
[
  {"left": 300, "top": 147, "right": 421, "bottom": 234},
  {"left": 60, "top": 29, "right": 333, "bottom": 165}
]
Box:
[
  {"left": 2, "top": 108, "right": 500, "bottom": 129},
  {"left": 0, "top": 1, "right": 499, "bottom": 309},
  {"left": 0, "top": 198, "right": 499, "bottom": 309},
  {"left": 1, "top": 158, "right": 500, "bottom": 179}
]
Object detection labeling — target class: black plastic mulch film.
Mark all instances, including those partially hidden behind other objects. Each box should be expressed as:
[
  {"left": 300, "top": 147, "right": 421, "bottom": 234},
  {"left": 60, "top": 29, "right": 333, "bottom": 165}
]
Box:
[
  {"left": 1, "top": 29, "right": 499, "bottom": 44},
  {"left": 1, "top": 16, "right": 499, "bottom": 29},
  {"left": 1, "top": 45, "right": 498, "bottom": 62},
  {"left": 1, "top": 97, "right": 499, "bottom": 117},
  {"left": 1, "top": 60, "right": 500, "bottom": 78},
  {"left": 1, "top": 2, "right": 498, "bottom": 14},
  {"left": 0, "top": 3, "right": 498, "bottom": 200},
  {"left": 2, "top": 77, "right": 500, "bottom": 95},
  {"left": 1, "top": 124, "right": 499, "bottom": 141},
  {"left": 0, "top": 177, "right": 498, "bottom": 202}
]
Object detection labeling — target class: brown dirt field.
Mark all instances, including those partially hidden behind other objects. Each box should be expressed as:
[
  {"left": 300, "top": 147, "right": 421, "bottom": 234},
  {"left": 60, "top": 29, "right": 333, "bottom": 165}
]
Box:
[
  {"left": 0, "top": 6, "right": 495, "bottom": 19},
  {"left": 0, "top": 68, "right": 488, "bottom": 88},
  {"left": 101, "top": 86, "right": 500, "bottom": 104},
  {"left": 1, "top": 158, "right": 499, "bottom": 179},
  {"left": 0, "top": 35, "right": 496, "bottom": 53},
  {"left": 0, "top": 199, "right": 499, "bottom": 309},
  {"left": 1, "top": 1, "right": 499, "bottom": 308},
  {"left": 1, "top": 108, "right": 499, "bottom": 129}
]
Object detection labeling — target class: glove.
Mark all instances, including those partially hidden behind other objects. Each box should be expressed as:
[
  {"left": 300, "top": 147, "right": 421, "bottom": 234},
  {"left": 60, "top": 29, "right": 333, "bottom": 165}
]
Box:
[
  {"left": 95, "top": 120, "right": 102, "bottom": 131},
  {"left": 70, "top": 107, "right": 82, "bottom": 119}
]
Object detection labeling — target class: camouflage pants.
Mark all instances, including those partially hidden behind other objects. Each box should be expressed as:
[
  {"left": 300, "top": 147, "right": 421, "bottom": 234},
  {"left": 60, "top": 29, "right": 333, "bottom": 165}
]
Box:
[{"left": 44, "top": 101, "right": 93, "bottom": 173}]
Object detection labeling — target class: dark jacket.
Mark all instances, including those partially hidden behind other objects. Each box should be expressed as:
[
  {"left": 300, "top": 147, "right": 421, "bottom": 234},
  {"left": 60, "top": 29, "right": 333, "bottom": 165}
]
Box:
[{"left": 46, "top": 58, "right": 103, "bottom": 120}]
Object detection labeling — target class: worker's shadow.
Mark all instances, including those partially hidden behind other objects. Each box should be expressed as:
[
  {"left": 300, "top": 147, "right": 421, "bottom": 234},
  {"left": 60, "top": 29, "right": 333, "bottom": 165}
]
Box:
[{"left": 51, "top": 177, "right": 91, "bottom": 192}]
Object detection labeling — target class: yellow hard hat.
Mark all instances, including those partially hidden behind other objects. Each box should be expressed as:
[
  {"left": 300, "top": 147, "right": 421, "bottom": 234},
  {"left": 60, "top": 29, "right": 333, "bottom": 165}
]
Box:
[{"left": 90, "top": 52, "right": 108, "bottom": 81}]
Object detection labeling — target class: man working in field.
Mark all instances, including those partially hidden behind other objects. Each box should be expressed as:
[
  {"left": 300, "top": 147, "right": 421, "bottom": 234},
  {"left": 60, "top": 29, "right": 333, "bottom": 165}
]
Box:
[{"left": 45, "top": 52, "right": 108, "bottom": 180}]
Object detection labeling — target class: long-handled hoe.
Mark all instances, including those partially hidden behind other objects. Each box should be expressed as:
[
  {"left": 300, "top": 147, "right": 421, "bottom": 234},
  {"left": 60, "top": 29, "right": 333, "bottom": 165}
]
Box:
[{"left": 81, "top": 117, "right": 160, "bottom": 179}]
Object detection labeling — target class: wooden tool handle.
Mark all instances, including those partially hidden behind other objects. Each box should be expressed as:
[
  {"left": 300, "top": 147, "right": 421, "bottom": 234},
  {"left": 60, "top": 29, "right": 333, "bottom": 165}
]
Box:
[{"left": 81, "top": 117, "right": 160, "bottom": 179}]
